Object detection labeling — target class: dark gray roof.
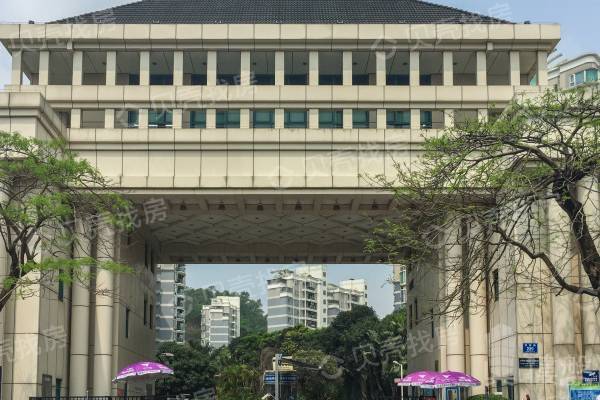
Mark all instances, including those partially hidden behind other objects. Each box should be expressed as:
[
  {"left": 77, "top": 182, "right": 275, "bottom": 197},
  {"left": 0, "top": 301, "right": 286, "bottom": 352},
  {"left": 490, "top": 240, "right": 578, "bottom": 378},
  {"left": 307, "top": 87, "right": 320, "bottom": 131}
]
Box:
[{"left": 53, "top": 0, "right": 509, "bottom": 24}]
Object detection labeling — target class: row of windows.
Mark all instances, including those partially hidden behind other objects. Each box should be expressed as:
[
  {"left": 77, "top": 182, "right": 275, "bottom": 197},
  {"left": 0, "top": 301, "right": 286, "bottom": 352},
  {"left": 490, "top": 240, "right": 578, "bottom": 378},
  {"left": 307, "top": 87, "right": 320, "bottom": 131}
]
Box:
[
  {"left": 569, "top": 68, "right": 599, "bottom": 87},
  {"left": 77, "top": 108, "right": 485, "bottom": 130}
]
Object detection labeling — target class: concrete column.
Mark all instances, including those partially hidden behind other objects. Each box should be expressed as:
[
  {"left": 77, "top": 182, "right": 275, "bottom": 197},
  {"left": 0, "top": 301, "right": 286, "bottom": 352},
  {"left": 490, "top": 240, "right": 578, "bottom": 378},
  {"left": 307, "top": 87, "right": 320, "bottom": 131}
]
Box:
[
  {"left": 173, "top": 109, "right": 183, "bottom": 129},
  {"left": 69, "top": 219, "right": 92, "bottom": 396},
  {"left": 343, "top": 51, "right": 353, "bottom": 86},
  {"left": 443, "top": 51, "right": 453, "bottom": 86},
  {"left": 309, "top": 51, "right": 319, "bottom": 86},
  {"left": 510, "top": 51, "right": 520, "bottom": 86},
  {"left": 139, "top": 109, "right": 148, "bottom": 129},
  {"left": 174, "top": 51, "right": 184, "bottom": 86},
  {"left": 39, "top": 50, "right": 49, "bottom": 85},
  {"left": 445, "top": 222, "right": 465, "bottom": 373},
  {"left": 410, "top": 109, "right": 420, "bottom": 130},
  {"left": 140, "top": 51, "right": 150, "bottom": 86},
  {"left": 206, "top": 109, "right": 216, "bottom": 129},
  {"left": 104, "top": 109, "right": 114, "bottom": 129},
  {"left": 106, "top": 51, "right": 116, "bottom": 86},
  {"left": 537, "top": 51, "right": 548, "bottom": 86},
  {"left": 207, "top": 51, "right": 217, "bottom": 86},
  {"left": 343, "top": 109, "right": 353, "bottom": 129},
  {"left": 410, "top": 51, "right": 420, "bottom": 86},
  {"left": 309, "top": 109, "right": 319, "bottom": 129},
  {"left": 444, "top": 109, "right": 454, "bottom": 128},
  {"left": 11, "top": 50, "right": 22, "bottom": 85},
  {"left": 376, "top": 51, "right": 386, "bottom": 86},
  {"left": 275, "top": 108, "right": 284, "bottom": 129},
  {"left": 476, "top": 51, "right": 487, "bottom": 86},
  {"left": 376, "top": 109, "right": 387, "bottom": 129},
  {"left": 240, "top": 109, "right": 250, "bottom": 128},
  {"left": 578, "top": 178, "right": 600, "bottom": 370},
  {"left": 275, "top": 51, "right": 285, "bottom": 86},
  {"left": 240, "top": 51, "right": 251, "bottom": 86},
  {"left": 73, "top": 51, "right": 83, "bottom": 85},
  {"left": 468, "top": 224, "right": 489, "bottom": 395},
  {"left": 71, "top": 109, "right": 82, "bottom": 129},
  {"left": 93, "top": 223, "right": 115, "bottom": 396}
]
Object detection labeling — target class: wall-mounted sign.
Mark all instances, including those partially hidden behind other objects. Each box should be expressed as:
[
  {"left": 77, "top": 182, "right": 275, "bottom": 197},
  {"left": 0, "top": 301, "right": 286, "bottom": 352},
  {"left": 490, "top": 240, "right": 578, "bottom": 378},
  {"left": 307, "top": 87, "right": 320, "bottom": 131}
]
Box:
[
  {"left": 519, "top": 358, "right": 540, "bottom": 369},
  {"left": 522, "top": 343, "right": 538, "bottom": 354},
  {"left": 583, "top": 370, "right": 600, "bottom": 384},
  {"left": 569, "top": 383, "right": 600, "bottom": 400}
]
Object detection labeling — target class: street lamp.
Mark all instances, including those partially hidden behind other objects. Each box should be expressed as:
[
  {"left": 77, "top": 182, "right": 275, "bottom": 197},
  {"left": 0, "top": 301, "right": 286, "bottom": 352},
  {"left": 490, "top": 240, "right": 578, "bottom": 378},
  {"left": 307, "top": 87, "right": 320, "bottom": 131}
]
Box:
[{"left": 393, "top": 361, "right": 404, "bottom": 400}]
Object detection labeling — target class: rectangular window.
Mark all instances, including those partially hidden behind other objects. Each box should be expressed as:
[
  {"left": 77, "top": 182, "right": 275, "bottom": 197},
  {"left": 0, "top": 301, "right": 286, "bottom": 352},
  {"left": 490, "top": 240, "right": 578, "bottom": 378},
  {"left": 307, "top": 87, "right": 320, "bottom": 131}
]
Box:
[
  {"left": 420, "top": 110, "right": 445, "bottom": 129},
  {"left": 284, "top": 51, "right": 309, "bottom": 85},
  {"left": 408, "top": 304, "right": 413, "bottom": 329},
  {"left": 116, "top": 51, "right": 140, "bottom": 85},
  {"left": 251, "top": 109, "right": 275, "bottom": 128},
  {"left": 125, "top": 307, "right": 130, "bottom": 338},
  {"left": 42, "top": 375, "right": 52, "bottom": 397},
  {"left": 82, "top": 51, "right": 107, "bottom": 85},
  {"left": 149, "top": 304, "right": 154, "bottom": 329},
  {"left": 386, "top": 50, "right": 409, "bottom": 86},
  {"left": 251, "top": 51, "right": 275, "bottom": 85},
  {"left": 143, "top": 294, "right": 148, "bottom": 326},
  {"left": 183, "top": 51, "right": 207, "bottom": 85},
  {"left": 430, "top": 309, "right": 435, "bottom": 338},
  {"left": 58, "top": 279, "right": 64, "bottom": 302},
  {"left": 420, "top": 51, "right": 443, "bottom": 86},
  {"left": 80, "top": 110, "right": 105, "bottom": 129},
  {"left": 184, "top": 110, "right": 206, "bottom": 128},
  {"left": 148, "top": 110, "right": 173, "bottom": 128},
  {"left": 284, "top": 109, "right": 308, "bottom": 128},
  {"left": 319, "top": 109, "right": 343, "bottom": 129},
  {"left": 150, "top": 51, "right": 174, "bottom": 85},
  {"left": 48, "top": 51, "right": 73, "bottom": 85},
  {"left": 217, "top": 51, "right": 241, "bottom": 85},
  {"left": 586, "top": 68, "right": 598, "bottom": 82},
  {"left": 492, "top": 269, "right": 499, "bottom": 302},
  {"left": 55, "top": 378, "right": 62, "bottom": 400},
  {"left": 319, "top": 52, "right": 343, "bottom": 85},
  {"left": 115, "top": 109, "right": 139, "bottom": 129},
  {"left": 352, "top": 109, "right": 376, "bottom": 129},
  {"left": 387, "top": 110, "right": 410, "bottom": 129},
  {"left": 352, "top": 51, "right": 376, "bottom": 85},
  {"left": 216, "top": 109, "right": 240, "bottom": 128}
]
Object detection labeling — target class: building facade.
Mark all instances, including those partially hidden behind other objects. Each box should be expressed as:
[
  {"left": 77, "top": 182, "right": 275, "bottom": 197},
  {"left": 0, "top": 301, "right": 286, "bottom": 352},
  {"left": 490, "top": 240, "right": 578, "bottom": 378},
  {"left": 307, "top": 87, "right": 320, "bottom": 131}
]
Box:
[
  {"left": 392, "top": 264, "right": 407, "bottom": 310},
  {"left": 155, "top": 264, "right": 186, "bottom": 344},
  {"left": 200, "top": 296, "right": 240, "bottom": 348},
  {"left": 267, "top": 265, "right": 367, "bottom": 331},
  {"left": 0, "top": 0, "right": 570, "bottom": 398},
  {"left": 549, "top": 53, "right": 599, "bottom": 89}
]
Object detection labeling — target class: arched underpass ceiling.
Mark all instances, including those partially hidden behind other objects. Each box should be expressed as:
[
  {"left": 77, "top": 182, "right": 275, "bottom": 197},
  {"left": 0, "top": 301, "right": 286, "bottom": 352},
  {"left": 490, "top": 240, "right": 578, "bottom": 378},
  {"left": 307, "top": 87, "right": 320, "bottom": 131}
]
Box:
[{"left": 134, "top": 193, "right": 396, "bottom": 264}]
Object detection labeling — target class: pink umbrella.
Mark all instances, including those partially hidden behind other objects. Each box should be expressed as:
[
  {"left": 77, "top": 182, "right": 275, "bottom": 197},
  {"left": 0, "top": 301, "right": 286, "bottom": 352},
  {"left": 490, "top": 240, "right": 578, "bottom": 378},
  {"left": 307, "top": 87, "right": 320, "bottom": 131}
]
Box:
[
  {"left": 113, "top": 361, "right": 174, "bottom": 382},
  {"left": 395, "top": 371, "right": 453, "bottom": 388},
  {"left": 441, "top": 371, "right": 481, "bottom": 387}
]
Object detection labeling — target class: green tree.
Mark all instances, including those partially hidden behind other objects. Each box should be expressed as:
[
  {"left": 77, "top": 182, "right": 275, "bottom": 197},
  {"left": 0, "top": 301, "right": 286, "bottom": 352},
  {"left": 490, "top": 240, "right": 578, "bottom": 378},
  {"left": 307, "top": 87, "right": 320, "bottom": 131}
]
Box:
[{"left": 0, "top": 132, "right": 131, "bottom": 311}]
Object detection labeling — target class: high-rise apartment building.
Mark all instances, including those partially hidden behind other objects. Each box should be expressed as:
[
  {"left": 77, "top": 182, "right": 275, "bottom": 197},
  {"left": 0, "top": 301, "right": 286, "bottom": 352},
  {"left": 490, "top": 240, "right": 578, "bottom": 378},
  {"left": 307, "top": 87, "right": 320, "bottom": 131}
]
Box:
[
  {"left": 267, "top": 265, "right": 367, "bottom": 332},
  {"left": 201, "top": 296, "right": 241, "bottom": 348},
  {"left": 392, "top": 265, "right": 407, "bottom": 310},
  {"left": 155, "top": 264, "right": 186, "bottom": 344}
]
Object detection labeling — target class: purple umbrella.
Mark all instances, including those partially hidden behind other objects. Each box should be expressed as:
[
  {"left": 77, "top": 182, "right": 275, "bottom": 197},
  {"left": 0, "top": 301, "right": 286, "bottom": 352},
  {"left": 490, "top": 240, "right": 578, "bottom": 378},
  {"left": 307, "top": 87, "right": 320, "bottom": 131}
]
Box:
[
  {"left": 113, "top": 361, "right": 174, "bottom": 382},
  {"left": 441, "top": 371, "right": 481, "bottom": 387},
  {"left": 395, "top": 370, "right": 480, "bottom": 389}
]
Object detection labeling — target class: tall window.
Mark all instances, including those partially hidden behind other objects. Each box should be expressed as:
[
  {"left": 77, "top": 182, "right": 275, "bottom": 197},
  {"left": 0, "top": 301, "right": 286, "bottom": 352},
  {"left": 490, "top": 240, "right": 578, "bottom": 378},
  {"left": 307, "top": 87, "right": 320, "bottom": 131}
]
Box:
[
  {"left": 284, "top": 109, "right": 308, "bottom": 128},
  {"left": 492, "top": 269, "right": 500, "bottom": 302},
  {"left": 125, "top": 307, "right": 130, "bottom": 338},
  {"left": 251, "top": 109, "right": 275, "bottom": 128},
  {"left": 319, "top": 109, "right": 343, "bottom": 129},
  {"left": 216, "top": 109, "right": 240, "bottom": 128},
  {"left": 148, "top": 110, "right": 173, "bottom": 128},
  {"left": 143, "top": 294, "right": 148, "bottom": 326},
  {"left": 570, "top": 69, "right": 599, "bottom": 87},
  {"left": 251, "top": 51, "right": 275, "bottom": 85},
  {"left": 149, "top": 304, "right": 154, "bottom": 329},
  {"left": 387, "top": 110, "right": 411, "bottom": 128},
  {"left": 284, "top": 51, "right": 309, "bottom": 85}
]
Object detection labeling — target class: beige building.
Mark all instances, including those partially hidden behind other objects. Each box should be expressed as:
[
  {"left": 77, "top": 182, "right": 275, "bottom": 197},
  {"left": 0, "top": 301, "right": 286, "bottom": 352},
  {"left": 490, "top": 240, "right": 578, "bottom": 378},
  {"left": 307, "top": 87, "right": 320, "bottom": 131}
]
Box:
[
  {"left": 0, "top": 0, "right": 573, "bottom": 398},
  {"left": 549, "top": 53, "right": 599, "bottom": 89},
  {"left": 200, "top": 296, "right": 240, "bottom": 348}
]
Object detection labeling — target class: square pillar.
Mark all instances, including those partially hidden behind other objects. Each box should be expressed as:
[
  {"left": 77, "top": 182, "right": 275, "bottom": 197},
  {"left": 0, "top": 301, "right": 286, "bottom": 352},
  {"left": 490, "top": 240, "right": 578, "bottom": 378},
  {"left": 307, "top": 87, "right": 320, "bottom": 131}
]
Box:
[
  {"left": 343, "top": 51, "right": 353, "bottom": 86},
  {"left": 476, "top": 51, "right": 487, "bottom": 86},
  {"left": 309, "top": 51, "right": 319, "bottom": 86},
  {"left": 537, "top": 51, "right": 548, "bottom": 86},
  {"left": 309, "top": 109, "right": 319, "bottom": 129},
  {"left": 174, "top": 51, "right": 184, "bottom": 86},
  {"left": 510, "top": 51, "right": 520, "bottom": 86},
  {"left": 343, "top": 109, "right": 353, "bottom": 129},
  {"left": 71, "top": 109, "right": 82, "bottom": 129},
  {"left": 377, "top": 109, "right": 387, "bottom": 129},
  {"left": 410, "top": 109, "right": 421, "bottom": 130},
  {"left": 275, "top": 51, "right": 285, "bottom": 86},
  {"left": 240, "top": 51, "right": 251, "bottom": 86},
  {"left": 39, "top": 50, "right": 49, "bottom": 85},
  {"left": 140, "top": 51, "right": 150, "bottom": 86},
  {"left": 240, "top": 109, "right": 250, "bottom": 128},
  {"left": 206, "top": 109, "right": 216, "bottom": 129},
  {"left": 207, "top": 51, "right": 217, "bottom": 86},
  {"left": 139, "top": 109, "right": 149, "bottom": 129},
  {"left": 106, "top": 51, "right": 116, "bottom": 86},
  {"left": 409, "top": 51, "right": 419, "bottom": 86},
  {"left": 10, "top": 50, "right": 22, "bottom": 85},
  {"left": 443, "top": 51, "right": 453, "bottom": 86},
  {"left": 72, "top": 51, "right": 83, "bottom": 86},
  {"left": 376, "top": 51, "right": 386, "bottom": 86},
  {"left": 275, "top": 108, "right": 284, "bottom": 129},
  {"left": 104, "top": 109, "right": 114, "bottom": 129},
  {"left": 173, "top": 109, "right": 183, "bottom": 129},
  {"left": 444, "top": 109, "right": 454, "bottom": 128}
]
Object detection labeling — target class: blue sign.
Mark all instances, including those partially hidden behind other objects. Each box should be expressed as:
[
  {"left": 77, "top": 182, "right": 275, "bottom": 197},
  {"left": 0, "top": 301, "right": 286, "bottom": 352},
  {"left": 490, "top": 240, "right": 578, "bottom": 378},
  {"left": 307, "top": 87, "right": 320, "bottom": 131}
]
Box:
[
  {"left": 583, "top": 371, "right": 600, "bottom": 384},
  {"left": 264, "top": 372, "right": 298, "bottom": 384},
  {"left": 522, "top": 343, "right": 538, "bottom": 354},
  {"left": 569, "top": 385, "right": 600, "bottom": 400},
  {"left": 519, "top": 358, "right": 540, "bottom": 369}
]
